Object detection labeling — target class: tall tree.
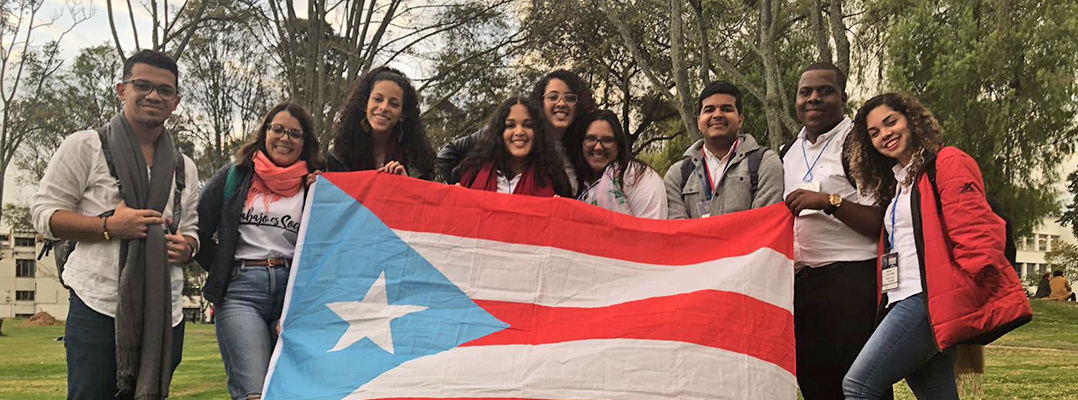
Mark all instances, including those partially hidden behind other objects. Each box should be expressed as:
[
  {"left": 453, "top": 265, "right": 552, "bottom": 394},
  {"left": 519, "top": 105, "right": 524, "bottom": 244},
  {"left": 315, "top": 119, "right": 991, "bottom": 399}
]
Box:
[
  {"left": 0, "top": 0, "right": 90, "bottom": 225},
  {"left": 867, "top": 0, "right": 1078, "bottom": 237},
  {"left": 104, "top": 0, "right": 215, "bottom": 61}
]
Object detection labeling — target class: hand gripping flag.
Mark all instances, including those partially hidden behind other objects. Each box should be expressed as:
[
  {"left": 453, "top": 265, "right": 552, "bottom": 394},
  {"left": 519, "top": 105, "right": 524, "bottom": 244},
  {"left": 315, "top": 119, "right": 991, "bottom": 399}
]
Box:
[{"left": 263, "top": 171, "right": 796, "bottom": 400}]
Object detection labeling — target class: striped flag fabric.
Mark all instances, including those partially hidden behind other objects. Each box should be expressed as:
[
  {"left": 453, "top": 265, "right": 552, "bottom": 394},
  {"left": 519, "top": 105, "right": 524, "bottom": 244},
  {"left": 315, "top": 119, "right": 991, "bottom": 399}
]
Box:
[{"left": 263, "top": 171, "right": 797, "bottom": 400}]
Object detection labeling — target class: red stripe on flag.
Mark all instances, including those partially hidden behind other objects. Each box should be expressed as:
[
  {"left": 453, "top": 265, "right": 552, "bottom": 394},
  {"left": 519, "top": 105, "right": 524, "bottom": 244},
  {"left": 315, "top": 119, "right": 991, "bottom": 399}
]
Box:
[
  {"left": 459, "top": 290, "right": 796, "bottom": 375},
  {"left": 322, "top": 172, "right": 794, "bottom": 266}
]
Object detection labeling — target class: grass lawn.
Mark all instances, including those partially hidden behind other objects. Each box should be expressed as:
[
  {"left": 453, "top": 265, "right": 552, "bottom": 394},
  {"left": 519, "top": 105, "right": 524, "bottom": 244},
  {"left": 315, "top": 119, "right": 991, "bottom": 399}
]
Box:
[{"left": 1, "top": 300, "right": 1075, "bottom": 399}]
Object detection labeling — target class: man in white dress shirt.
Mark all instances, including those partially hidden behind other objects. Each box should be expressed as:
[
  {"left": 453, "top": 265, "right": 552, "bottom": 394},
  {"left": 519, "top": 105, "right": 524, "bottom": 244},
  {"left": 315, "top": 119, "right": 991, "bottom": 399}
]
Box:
[
  {"left": 31, "top": 50, "right": 199, "bottom": 400},
  {"left": 782, "top": 62, "right": 884, "bottom": 400}
]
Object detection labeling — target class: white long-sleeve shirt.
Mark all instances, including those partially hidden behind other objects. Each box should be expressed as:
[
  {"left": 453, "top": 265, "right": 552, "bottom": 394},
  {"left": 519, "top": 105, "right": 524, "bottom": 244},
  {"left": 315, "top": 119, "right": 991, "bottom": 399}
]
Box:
[{"left": 31, "top": 129, "right": 200, "bottom": 327}]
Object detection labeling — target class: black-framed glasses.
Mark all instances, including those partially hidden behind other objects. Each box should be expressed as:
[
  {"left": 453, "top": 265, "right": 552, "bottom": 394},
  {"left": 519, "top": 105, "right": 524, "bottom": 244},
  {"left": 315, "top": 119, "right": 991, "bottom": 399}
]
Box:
[
  {"left": 267, "top": 123, "right": 305, "bottom": 141},
  {"left": 123, "top": 79, "right": 178, "bottom": 100},
  {"left": 543, "top": 92, "right": 579, "bottom": 105},
  {"left": 583, "top": 135, "right": 616, "bottom": 149}
]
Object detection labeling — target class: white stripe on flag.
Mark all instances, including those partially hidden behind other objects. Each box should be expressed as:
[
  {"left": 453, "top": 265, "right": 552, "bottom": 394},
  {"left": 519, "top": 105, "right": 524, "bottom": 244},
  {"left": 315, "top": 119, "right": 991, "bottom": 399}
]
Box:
[
  {"left": 394, "top": 230, "right": 794, "bottom": 311},
  {"left": 344, "top": 338, "right": 797, "bottom": 400}
]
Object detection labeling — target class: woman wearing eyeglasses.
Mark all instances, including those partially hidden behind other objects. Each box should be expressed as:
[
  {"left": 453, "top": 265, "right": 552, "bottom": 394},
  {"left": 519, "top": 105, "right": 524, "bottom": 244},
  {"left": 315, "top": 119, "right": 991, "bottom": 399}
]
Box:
[
  {"left": 437, "top": 70, "right": 597, "bottom": 191},
  {"left": 458, "top": 97, "right": 573, "bottom": 197},
  {"left": 326, "top": 66, "right": 436, "bottom": 179},
  {"left": 195, "top": 103, "right": 325, "bottom": 400},
  {"left": 574, "top": 110, "right": 667, "bottom": 219}
]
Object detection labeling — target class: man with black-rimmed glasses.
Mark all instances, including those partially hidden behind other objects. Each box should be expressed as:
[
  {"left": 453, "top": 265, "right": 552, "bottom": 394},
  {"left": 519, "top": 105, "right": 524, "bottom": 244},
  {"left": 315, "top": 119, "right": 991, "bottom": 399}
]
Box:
[{"left": 32, "top": 49, "right": 200, "bottom": 400}]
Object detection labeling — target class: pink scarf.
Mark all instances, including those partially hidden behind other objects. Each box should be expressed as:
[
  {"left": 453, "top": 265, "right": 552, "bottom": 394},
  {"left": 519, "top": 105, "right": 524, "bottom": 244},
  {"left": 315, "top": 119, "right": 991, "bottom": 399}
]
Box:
[{"left": 247, "top": 151, "right": 308, "bottom": 212}]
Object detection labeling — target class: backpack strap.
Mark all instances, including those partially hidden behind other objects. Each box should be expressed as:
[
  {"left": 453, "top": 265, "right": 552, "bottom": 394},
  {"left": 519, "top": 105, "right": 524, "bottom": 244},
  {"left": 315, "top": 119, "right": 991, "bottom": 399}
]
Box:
[
  {"left": 222, "top": 164, "right": 240, "bottom": 209},
  {"left": 747, "top": 147, "right": 766, "bottom": 200},
  {"left": 678, "top": 158, "right": 696, "bottom": 192},
  {"left": 96, "top": 129, "right": 122, "bottom": 193},
  {"left": 778, "top": 136, "right": 797, "bottom": 159}
]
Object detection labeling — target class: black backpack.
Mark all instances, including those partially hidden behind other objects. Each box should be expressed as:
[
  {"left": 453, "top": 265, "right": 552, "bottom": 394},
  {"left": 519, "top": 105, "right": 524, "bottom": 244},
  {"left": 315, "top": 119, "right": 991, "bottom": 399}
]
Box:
[
  {"left": 925, "top": 157, "right": 1018, "bottom": 270},
  {"left": 678, "top": 147, "right": 767, "bottom": 201},
  {"left": 38, "top": 129, "right": 186, "bottom": 288}
]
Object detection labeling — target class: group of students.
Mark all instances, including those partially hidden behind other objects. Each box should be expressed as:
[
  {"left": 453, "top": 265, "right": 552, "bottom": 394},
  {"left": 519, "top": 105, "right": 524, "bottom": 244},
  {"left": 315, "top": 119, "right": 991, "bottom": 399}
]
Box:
[{"left": 30, "top": 49, "right": 1032, "bottom": 400}]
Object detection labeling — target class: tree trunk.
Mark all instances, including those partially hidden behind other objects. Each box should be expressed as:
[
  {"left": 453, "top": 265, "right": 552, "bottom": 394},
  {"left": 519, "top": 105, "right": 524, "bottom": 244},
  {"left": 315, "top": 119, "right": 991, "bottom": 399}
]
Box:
[
  {"left": 759, "top": 0, "right": 787, "bottom": 149},
  {"left": 669, "top": 0, "right": 698, "bottom": 138},
  {"left": 811, "top": 0, "right": 832, "bottom": 63},
  {"left": 827, "top": 0, "right": 851, "bottom": 73}
]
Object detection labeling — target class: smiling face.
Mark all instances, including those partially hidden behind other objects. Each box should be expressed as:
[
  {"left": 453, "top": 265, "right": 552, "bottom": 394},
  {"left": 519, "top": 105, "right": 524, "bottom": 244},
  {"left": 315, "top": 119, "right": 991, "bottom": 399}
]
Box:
[
  {"left": 542, "top": 78, "right": 577, "bottom": 133},
  {"left": 117, "top": 63, "right": 180, "bottom": 129},
  {"left": 366, "top": 80, "right": 404, "bottom": 135},
  {"left": 697, "top": 93, "right": 743, "bottom": 146},
  {"left": 264, "top": 111, "right": 305, "bottom": 167},
  {"left": 502, "top": 104, "right": 535, "bottom": 163},
  {"left": 866, "top": 105, "right": 913, "bottom": 166},
  {"left": 583, "top": 119, "right": 619, "bottom": 174},
  {"left": 795, "top": 69, "right": 846, "bottom": 136}
]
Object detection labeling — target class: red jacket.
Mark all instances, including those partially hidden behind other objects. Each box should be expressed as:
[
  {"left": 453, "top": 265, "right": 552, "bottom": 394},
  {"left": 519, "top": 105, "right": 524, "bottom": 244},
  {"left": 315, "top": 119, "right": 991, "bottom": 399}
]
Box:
[{"left": 878, "top": 147, "right": 1031, "bottom": 351}]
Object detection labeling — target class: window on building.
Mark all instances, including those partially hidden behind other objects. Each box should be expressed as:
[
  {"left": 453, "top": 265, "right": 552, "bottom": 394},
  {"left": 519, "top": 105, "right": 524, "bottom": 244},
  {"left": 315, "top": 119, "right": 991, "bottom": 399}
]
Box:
[
  {"left": 15, "top": 290, "right": 34, "bottom": 301},
  {"left": 15, "top": 259, "right": 35, "bottom": 277},
  {"left": 1017, "top": 237, "right": 1027, "bottom": 251},
  {"left": 14, "top": 237, "right": 35, "bottom": 247},
  {"left": 1038, "top": 235, "right": 1048, "bottom": 251}
]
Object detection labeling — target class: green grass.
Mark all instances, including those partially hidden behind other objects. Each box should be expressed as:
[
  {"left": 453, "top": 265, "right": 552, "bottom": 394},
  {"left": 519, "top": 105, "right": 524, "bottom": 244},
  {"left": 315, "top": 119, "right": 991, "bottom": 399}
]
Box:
[{"left": 1, "top": 301, "right": 1076, "bottom": 399}]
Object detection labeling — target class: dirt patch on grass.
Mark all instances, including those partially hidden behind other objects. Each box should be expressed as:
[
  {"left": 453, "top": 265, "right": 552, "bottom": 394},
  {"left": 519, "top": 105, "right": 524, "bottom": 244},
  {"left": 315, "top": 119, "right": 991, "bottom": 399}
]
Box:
[{"left": 23, "top": 312, "right": 63, "bottom": 327}]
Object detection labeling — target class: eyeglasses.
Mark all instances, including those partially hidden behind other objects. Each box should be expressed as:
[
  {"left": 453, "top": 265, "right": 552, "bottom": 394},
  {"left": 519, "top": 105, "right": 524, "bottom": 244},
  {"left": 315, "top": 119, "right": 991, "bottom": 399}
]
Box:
[
  {"left": 583, "top": 135, "right": 617, "bottom": 149},
  {"left": 267, "top": 123, "right": 305, "bottom": 141},
  {"left": 123, "top": 79, "right": 178, "bottom": 100},
  {"left": 543, "top": 92, "right": 579, "bottom": 105}
]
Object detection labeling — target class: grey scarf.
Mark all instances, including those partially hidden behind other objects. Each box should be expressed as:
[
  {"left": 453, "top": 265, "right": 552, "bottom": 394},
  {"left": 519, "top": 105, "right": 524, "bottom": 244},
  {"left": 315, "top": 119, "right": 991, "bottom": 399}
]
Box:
[{"left": 108, "top": 113, "right": 176, "bottom": 400}]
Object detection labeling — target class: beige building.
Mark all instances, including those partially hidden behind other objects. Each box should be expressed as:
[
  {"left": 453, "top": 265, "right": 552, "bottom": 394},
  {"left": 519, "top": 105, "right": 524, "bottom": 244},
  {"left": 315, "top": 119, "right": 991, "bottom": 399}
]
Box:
[
  {"left": 0, "top": 228, "right": 67, "bottom": 319},
  {"left": 1015, "top": 216, "right": 1076, "bottom": 281}
]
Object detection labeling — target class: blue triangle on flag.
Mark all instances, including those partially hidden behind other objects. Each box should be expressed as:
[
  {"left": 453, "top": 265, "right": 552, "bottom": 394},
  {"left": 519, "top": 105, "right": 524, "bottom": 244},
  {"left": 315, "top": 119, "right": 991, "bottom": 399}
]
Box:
[{"left": 264, "top": 178, "right": 509, "bottom": 398}]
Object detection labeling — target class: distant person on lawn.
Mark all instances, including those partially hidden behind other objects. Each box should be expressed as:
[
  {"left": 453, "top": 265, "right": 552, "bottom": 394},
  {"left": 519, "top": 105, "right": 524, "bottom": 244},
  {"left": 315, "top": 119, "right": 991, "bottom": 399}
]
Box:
[{"left": 1049, "top": 270, "right": 1075, "bottom": 301}]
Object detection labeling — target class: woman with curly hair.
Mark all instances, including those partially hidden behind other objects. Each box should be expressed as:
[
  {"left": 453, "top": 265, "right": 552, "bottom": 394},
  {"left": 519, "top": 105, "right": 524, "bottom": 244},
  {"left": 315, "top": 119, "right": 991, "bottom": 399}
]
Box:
[
  {"left": 458, "top": 97, "right": 573, "bottom": 197},
  {"left": 437, "top": 69, "right": 597, "bottom": 191},
  {"left": 574, "top": 109, "right": 667, "bottom": 218},
  {"left": 327, "top": 66, "right": 435, "bottom": 178},
  {"left": 196, "top": 102, "right": 325, "bottom": 400},
  {"left": 841, "top": 93, "right": 1031, "bottom": 400}
]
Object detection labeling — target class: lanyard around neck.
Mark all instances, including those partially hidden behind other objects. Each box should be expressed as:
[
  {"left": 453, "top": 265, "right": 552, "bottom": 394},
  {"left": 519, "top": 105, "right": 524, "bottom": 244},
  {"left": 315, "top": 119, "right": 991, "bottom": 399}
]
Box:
[
  {"left": 889, "top": 187, "right": 902, "bottom": 248},
  {"left": 697, "top": 139, "right": 739, "bottom": 200},
  {"left": 801, "top": 132, "right": 837, "bottom": 182}
]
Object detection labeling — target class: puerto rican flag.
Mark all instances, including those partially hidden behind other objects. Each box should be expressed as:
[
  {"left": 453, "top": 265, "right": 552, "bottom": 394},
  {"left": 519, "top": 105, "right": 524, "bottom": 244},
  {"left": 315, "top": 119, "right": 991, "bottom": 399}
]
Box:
[{"left": 263, "top": 172, "right": 796, "bottom": 400}]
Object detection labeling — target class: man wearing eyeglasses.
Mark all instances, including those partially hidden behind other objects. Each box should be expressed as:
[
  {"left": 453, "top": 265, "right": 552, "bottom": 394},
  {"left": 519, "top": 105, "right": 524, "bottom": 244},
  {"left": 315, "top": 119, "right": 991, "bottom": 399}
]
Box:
[
  {"left": 663, "top": 81, "right": 784, "bottom": 219},
  {"left": 32, "top": 49, "right": 200, "bottom": 400}
]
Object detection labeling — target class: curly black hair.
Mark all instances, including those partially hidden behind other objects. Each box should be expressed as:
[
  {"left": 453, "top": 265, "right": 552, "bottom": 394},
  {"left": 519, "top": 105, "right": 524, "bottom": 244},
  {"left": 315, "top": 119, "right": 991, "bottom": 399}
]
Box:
[
  {"left": 848, "top": 92, "right": 945, "bottom": 207},
  {"left": 530, "top": 69, "right": 598, "bottom": 176},
  {"left": 329, "top": 66, "right": 435, "bottom": 177},
  {"left": 574, "top": 110, "right": 652, "bottom": 188},
  {"left": 458, "top": 97, "right": 573, "bottom": 196}
]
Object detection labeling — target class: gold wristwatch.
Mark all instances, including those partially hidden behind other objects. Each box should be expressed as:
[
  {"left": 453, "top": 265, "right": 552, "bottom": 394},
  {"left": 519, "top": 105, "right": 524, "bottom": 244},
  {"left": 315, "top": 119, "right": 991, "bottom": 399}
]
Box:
[{"left": 824, "top": 193, "right": 843, "bottom": 215}]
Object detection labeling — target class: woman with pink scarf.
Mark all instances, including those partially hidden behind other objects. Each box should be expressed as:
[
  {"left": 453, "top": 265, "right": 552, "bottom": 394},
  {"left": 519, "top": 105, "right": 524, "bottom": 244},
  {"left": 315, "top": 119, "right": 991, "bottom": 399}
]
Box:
[{"left": 195, "top": 103, "right": 325, "bottom": 400}]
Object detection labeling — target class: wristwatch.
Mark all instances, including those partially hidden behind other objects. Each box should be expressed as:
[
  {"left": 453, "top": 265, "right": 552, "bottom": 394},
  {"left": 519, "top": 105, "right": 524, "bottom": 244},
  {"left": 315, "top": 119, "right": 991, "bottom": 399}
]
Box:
[{"left": 824, "top": 193, "right": 843, "bottom": 215}]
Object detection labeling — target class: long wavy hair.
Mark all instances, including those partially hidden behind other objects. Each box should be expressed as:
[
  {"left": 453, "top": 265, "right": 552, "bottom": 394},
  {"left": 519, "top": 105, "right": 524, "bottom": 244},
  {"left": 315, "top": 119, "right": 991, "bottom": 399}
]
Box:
[
  {"left": 235, "top": 102, "right": 324, "bottom": 171},
  {"left": 848, "top": 92, "right": 945, "bottom": 207},
  {"left": 458, "top": 97, "right": 573, "bottom": 196},
  {"left": 330, "top": 66, "right": 435, "bottom": 176},
  {"left": 575, "top": 110, "right": 652, "bottom": 188},
  {"left": 530, "top": 69, "right": 598, "bottom": 172}
]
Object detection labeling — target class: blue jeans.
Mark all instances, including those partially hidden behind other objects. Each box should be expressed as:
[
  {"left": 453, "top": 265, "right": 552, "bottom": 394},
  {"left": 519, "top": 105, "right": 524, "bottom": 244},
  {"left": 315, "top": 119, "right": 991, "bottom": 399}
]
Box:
[
  {"left": 843, "top": 293, "right": 958, "bottom": 400},
  {"left": 215, "top": 263, "right": 290, "bottom": 400},
  {"left": 66, "top": 291, "right": 185, "bottom": 400}
]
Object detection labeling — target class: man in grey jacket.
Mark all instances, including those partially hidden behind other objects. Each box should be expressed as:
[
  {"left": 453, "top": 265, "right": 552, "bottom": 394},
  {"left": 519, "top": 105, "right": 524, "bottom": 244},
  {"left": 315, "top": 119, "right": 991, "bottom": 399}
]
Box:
[{"left": 663, "top": 81, "right": 784, "bottom": 219}]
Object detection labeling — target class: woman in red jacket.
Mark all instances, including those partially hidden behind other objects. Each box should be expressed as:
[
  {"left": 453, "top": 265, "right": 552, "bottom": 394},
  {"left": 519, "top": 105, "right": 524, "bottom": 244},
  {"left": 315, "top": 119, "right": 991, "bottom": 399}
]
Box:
[{"left": 841, "top": 93, "right": 1032, "bottom": 400}]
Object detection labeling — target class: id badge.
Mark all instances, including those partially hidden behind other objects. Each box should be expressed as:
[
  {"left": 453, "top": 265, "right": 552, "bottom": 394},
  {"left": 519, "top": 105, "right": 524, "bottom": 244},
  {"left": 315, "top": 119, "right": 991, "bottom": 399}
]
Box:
[
  {"left": 797, "top": 181, "right": 822, "bottom": 216},
  {"left": 696, "top": 202, "right": 711, "bottom": 218},
  {"left": 881, "top": 252, "right": 899, "bottom": 292}
]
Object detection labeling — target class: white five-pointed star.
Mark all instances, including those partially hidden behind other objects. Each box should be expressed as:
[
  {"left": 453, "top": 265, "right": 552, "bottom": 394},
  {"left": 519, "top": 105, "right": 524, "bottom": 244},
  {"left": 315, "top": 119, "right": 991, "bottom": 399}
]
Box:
[{"left": 326, "top": 272, "right": 427, "bottom": 354}]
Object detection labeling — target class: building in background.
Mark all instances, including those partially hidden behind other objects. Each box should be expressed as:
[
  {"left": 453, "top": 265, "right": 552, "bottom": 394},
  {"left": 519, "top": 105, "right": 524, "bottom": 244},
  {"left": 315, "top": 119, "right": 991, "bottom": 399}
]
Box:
[
  {"left": 1016, "top": 216, "right": 1076, "bottom": 281},
  {"left": 0, "top": 228, "right": 67, "bottom": 319}
]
